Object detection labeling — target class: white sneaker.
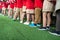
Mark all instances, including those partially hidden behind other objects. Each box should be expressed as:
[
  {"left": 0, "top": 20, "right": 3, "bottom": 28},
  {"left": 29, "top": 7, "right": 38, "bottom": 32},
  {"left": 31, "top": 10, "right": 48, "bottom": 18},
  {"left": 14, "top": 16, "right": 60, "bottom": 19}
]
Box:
[
  {"left": 24, "top": 22, "right": 29, "bottom": 25},
  {"left": 17, "top": 17, "right": 19, "bottom": 20},
  {"left": 0, "top": 14, "right": 2, "bottom": 15},
  {"left": 9, "top": 16, "right": 12, "bottom": 18},
  {"left": 20, "top": 21, "right": 23, "bottom": 23},
  {"left": 2, "top": 15, "right": 4, "bottom": 16},
  {"left": 31, "top": 21, "right": 34, "bottom": 24}
]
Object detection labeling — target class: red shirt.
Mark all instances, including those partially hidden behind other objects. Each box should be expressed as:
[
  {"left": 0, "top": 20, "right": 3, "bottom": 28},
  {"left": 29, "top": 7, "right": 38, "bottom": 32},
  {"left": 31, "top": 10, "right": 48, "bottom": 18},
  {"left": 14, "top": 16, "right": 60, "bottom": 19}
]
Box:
[
  {"left": 35, "top": 0, "right": 43, "bottom": 8},
  {"left": 9, "top": 0, "right": 14, "bottom": 3},
  {"left": 9, "top": 0, "right": 14, "bottom": 9},
  {"left": 10, "top": 3, "right": 14, "bottom": 9},
  {"left": 14, "top": 1, "right": 17, "bottom": 7},
  {"left": 2, "top": 2, "right": 8, "bottom": 8},
  {"left": 26, "top": 0, "right": 34, "bottom": 9},
  {"left": 0, "top": 2, "right": 2, "bottom": 9},
  {"left": 23, "top": 0, "right": 26, "bottom": 6},
  {"left": 17, "top": 0, "right": 23, "bottom": 8}
]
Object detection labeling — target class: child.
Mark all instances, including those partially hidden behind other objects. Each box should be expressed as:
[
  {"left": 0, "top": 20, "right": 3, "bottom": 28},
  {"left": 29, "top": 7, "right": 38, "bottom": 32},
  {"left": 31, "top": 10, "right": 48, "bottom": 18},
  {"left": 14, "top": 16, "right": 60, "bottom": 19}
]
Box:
[
  {"left": 8, "top": 0, "right": 14, "bottom": 18},
  {"left": 14, "top": 0, "right": 17, "bottom": 13},
  {"left": 39, "top": 0, "right": 55, "bottom": 30},
  {"left": 29, "top": 0, "right": 43, "bottom": 27},
  {"left": 2, "top": 0, "right": 7, "bottom": 16},
  {"left": 20, "top": 0, "right": 26, "bottom": 23},
  {"left": 13, "top": 0, "right": 22, "bottom": 21},
  {"left": 7, "top": 0, "right": 10, "bottom": 17},
  {"left": 24, "top": 0, "right": 35, "bottom": 25}
]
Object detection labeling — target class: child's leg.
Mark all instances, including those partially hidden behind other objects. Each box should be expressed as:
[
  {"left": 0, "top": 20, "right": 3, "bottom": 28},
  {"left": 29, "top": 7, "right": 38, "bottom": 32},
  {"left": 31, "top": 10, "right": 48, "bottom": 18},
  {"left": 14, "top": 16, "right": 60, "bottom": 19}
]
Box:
[
  {"left": 35, "top": 8, "right": 41, "bottom": 24},
  {"left": 20, "top": 8, "right": 22, "bottom": 21},
  {"left": 20, "top": 6, "right": 26, "bottom": 22},
  {"left": 21, "top": 13, "right": 25, "bottom": 21},
  {"left": 31, "top": 14, "right": 35, "bottom": 22},
  {"left": 13, "top": 8, "right": 19, "bottom": 20},
  {"left": 2, "top": 7, "right": 4, "bottom": 14},
  {"left": 3, "top": 8, "right": 6, "bottom": 15},
  {"left": 30, "top": 9, "right": 35, "bottom": 23},
  {"left": 2, "top": 7, "right": 6, "bottom": 15},
  {"left": 26, "top": 9, "right": 30, "bottom": 22},
  {"left": 9, "top": 8, "right": 13, "bottom": 18},
  {"left": 8, "top": 9, "right": 10, "bottom": 17},
  {"left": 8, "top": 6, "right": 10, "bottom": 17},
  {"left": 47, "top": 12, "right": 51, "bottom": 27},
  {"left": 26, "top": 13, "right": 30, "bottom": 22},
  {"left": 24, "top": 9, "right": 30, "bottom": 25},
  {"left": 43, "top": 12, "right": 47, "bottom": 27},
  {"left": 2, "top": 10, "right": 4, "bottom": 14}
]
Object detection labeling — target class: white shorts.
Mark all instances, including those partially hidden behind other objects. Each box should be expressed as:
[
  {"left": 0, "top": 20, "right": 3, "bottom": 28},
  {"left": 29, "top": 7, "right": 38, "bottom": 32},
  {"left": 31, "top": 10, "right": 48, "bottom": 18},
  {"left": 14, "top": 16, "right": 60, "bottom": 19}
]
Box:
[
  {"left": 2, "top": 7, "right": 6, "bottom": 10},
  {"left": 26, "top": 9, "right": 34, "bottom": 14},
  {"left": 15, "top": 8, "right": 22, "bottom": 14},
  {"left": 22, "top": 6, "right": 26, "bottom": 12}
]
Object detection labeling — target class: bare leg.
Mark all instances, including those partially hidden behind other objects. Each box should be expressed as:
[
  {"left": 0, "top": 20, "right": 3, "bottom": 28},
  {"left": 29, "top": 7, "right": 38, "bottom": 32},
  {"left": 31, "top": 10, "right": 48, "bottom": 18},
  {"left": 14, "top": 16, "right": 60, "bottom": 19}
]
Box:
[
  {"left": 47, "top": 12, "right": 51, "bottom": 26},
  {"left": 31, "top": 14, "right": 35, "bottom": 22},
  {"left": 43, "top": 12, "right": 47, "bottom": 27},
  {"left": 26, "top": 13, "right": 30, "bottom": 22}
]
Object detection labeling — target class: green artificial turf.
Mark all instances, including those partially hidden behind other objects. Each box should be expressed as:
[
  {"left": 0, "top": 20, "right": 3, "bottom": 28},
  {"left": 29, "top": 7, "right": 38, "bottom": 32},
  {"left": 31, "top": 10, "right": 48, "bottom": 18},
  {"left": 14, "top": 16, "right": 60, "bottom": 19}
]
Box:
[{"left": 0, "top": 15, "right": 60, "bottom": 40}]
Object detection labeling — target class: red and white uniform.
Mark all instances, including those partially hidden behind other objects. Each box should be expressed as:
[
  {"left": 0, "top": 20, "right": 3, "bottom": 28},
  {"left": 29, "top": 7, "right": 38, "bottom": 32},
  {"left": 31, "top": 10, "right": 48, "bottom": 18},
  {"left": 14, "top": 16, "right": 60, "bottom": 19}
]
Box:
[
  {"left": 17, "top": 0, "right": 23, "bottom": 8},
  {"left": 22, "top": 0, "right": 26, "bottom": 12},
  {"left": 35, "top": 0, "right": 43, "bottom": 8},
  {"left": 26, "top": 0, "right": 35, "bottom": 13}
]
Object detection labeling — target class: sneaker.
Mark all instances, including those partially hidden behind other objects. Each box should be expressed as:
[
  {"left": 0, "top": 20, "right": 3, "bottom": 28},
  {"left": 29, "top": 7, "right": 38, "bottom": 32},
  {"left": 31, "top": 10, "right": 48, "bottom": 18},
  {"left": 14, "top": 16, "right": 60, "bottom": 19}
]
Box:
[
  {"left": 2, "top": 15, "right": 4, "bottom": 16},
  {"left": 29, "top": 23, "right": 36, "bottom": 27},
  {"left": 49, "top": 30, "right": 60, "bottom": 36},
  {"left": 38, "top": 27, "right": 47, "bottom": 30},
  {"left": 36, "top": 24, "right": 41, "bottom": 26},
  {"left": 0, "top": 14, "right": 2, "bottom": 15},
  {"left": 20, "top": 21, "right": 23, "bottom": 23},
  {"left": 9, "top": 16, "right": 12, "bottom": 18},
  {"left": 31, "top": 21, "right": 34, "bottom": 24},
  {"left": 46, "top": 26, "right": 50, "bottom": 30},
  {"left": 17, "top": 17, "right": 19, "bottom": 20},
  {"left": 24, "top": 22, "right": 30, "bottom": 25}
]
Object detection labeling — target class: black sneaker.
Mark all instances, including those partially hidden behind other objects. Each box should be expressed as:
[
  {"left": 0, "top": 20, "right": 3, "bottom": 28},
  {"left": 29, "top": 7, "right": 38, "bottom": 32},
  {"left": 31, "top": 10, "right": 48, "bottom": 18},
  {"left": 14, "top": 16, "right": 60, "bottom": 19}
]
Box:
[
  {"left": 46, "top": 26, "right": 50, "bottom": 30},
  {"left": 38, "top": 27, "right": 47, "bottom": 30},
  {"left": 49, "top": 30, "right": 60, "bottom": 36}
]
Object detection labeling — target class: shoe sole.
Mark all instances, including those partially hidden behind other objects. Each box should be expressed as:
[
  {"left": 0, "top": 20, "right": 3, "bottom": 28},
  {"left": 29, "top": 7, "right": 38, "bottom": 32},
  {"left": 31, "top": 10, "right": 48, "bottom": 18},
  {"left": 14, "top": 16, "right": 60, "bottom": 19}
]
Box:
[{"left": 49, "top": 31, "right": 60, "bottom": 36}]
